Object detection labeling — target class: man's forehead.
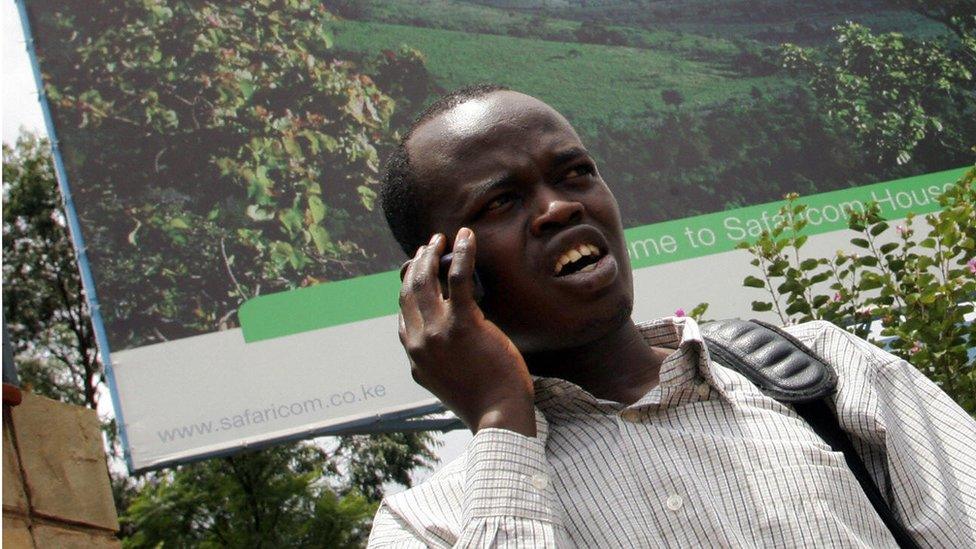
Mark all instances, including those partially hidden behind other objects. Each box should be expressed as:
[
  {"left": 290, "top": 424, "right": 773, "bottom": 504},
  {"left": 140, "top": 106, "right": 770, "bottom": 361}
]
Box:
[{"left": 406, "top": 91, "right": 579, "bottom": 177}]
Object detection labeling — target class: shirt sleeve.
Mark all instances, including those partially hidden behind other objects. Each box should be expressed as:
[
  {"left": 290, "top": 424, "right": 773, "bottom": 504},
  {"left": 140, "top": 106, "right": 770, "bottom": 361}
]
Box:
[
  {"left": 818, "top": 322, "right": 976, "bottom": 548},
  {"left": 367, "top": 427, "right": 570, "bottom": 548}
]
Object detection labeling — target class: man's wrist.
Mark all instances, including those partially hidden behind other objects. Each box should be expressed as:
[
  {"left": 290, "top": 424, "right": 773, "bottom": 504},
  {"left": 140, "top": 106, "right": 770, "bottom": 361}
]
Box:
[
  {"left": 464, "top": 426, "right": 559, "bottom": 523},
  {"left": 472, "top": 396, "right": 536, "bottom": 437}
]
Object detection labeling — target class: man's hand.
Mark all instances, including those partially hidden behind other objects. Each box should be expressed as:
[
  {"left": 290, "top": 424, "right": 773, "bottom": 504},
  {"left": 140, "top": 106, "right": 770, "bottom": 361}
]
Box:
[{"left": 399, "top": 228, "right": 536, "bottom": 437}]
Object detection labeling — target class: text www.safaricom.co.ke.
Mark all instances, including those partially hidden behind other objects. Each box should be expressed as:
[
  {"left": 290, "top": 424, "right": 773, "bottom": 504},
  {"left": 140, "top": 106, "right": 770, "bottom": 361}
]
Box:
[{"left": 156, "top": 383, "right": 388, "bottom": 443}]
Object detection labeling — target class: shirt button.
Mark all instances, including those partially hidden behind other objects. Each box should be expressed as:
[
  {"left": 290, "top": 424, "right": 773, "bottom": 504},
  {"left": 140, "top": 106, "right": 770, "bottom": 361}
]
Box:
[
  {"left": 530, "top": 474, "right": 549, "bottom": 490},
  {"left": 620, "top": 409, "right": 641, "bottom": 423},
  {"left": 696, "top": 382, "right": 710, "bottom": 398},
  {"left": 666, "top": 494, "right": 683, "bottom": 511}
]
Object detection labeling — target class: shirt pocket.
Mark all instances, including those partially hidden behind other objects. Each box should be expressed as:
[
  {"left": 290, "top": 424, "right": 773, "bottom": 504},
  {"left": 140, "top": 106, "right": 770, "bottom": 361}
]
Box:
[{"left": 747, "top": 458, "right": 897, "bottom": 548}]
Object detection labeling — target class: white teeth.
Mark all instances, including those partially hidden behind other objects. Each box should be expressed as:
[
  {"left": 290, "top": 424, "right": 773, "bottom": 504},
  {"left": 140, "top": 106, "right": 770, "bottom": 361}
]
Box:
[
  {"left": 553, "top": 243, "right": 604, "bottom": 275},
  {"left": 579, "top": 263, "right": 597, "bottom": 273}
]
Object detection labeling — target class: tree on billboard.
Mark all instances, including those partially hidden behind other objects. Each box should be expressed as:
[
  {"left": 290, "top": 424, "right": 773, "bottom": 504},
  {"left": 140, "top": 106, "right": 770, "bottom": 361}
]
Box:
[
  {"left": 892, "top": 0, "right": 976, "bottom": 39},
  {"left": 33, "top": 0, "right": 431, "bottom": 347},
  {"left": 782, "top": 20, "right": 975, "bottom": 167},
  {"left": 660, "top": 89, "right": 684, "bottom": 110}
]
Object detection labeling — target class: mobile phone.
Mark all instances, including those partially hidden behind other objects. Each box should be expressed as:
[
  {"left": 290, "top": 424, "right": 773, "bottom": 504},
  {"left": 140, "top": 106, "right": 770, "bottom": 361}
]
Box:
[{"left": 439, "top": 252, "right": 485, "bottom": 303}]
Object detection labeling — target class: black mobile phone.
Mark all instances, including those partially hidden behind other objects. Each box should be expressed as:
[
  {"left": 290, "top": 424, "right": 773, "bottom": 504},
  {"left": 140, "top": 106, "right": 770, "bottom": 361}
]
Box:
[{"left": 439, "top": 252, "right": 485, "bottom": 303}]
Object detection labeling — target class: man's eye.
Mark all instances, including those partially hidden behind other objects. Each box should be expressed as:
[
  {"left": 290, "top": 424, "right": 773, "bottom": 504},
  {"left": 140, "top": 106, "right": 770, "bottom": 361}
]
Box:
[
  {"left": 484, "top": 193, "right": 516, "bottom": 212},
  {"left": 564, "top": 165, "right": 594, "bottom": 179}
]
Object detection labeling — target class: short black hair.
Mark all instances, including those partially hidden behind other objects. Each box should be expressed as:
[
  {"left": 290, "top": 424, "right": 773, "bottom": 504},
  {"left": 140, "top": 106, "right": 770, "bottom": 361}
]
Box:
[{"left": 380, "top": 83, "right": 510, "bottom": 256}]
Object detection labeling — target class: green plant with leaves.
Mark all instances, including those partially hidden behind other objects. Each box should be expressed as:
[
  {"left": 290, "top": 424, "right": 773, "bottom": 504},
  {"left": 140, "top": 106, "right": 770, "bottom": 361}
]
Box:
[
  {"left": 119, "top": 430, "right": 436, "bottom": 546},
  {"left": 131, "top": 425, "right": 437, "bottom": 544},
  {"left": 121, "top": 444, "right": 373, "bottom": 548},
  {"left": 736, "top": 166, "right": 976, "bottom": 414},
  {"left": 30, "top": 0, "right": 431, "bottom": 347},
  {"left": 783, "top": 20, "right": 975, "bottom": 166},
  {"left": 2, "top": 134, "right": 105, "bottom": 411}
]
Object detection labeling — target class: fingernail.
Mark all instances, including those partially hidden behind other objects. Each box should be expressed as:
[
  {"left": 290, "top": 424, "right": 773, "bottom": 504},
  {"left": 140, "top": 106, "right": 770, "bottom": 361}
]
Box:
[
  {"left": 457, "top": 227, "right": 472, "bottom": 242},
  {"left": 429, "top": 233, "right": 441, "bottom": 245}
]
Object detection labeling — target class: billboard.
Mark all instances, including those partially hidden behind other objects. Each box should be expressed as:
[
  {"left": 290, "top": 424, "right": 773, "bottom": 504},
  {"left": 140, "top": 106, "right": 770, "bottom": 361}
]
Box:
[{"left": 19, "top": 0, "right": 972, "bottom": 471}]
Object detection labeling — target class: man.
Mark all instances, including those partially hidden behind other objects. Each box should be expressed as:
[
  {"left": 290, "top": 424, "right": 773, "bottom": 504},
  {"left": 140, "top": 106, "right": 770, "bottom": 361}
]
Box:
[{"left": 368, "top": 84, "right": 976, "bottom": 547}]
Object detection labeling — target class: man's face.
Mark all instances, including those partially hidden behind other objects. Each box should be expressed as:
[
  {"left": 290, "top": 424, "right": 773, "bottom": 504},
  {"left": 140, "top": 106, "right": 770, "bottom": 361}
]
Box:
[{"left": 407, "top": 91, "right": 633, "bottom": 353}]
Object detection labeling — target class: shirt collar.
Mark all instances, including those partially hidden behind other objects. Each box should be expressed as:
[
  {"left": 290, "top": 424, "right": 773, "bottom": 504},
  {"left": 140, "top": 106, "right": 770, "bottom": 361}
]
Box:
[{"left": 532, "top": 316, "right": 731, "bottom": 413}]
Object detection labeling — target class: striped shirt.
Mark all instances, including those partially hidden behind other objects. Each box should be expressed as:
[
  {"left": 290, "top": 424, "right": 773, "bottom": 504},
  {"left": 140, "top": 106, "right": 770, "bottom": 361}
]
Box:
[{"left": 368, "top": 317, "right": 976, "bottom": 547}]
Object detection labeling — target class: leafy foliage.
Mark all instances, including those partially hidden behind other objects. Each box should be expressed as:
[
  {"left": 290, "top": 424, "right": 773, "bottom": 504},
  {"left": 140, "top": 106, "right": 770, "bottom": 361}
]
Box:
[
  {"left": 736, "top": 166, "right": 976, "bottom": 414},
  {"left": 31, "top": 0, "right": 429, "bottom": 347},
  {"left": 890, "top": 0, "right": 976, "bottom": 40},
  {"left": 2, "top": 134, "right": 102, "bottom": 411},
  {"left": 738, "top": 13, "right": 976, "bottom": 414},
  {"left": 590, "top": 88, "right": 885, "bottom": 226},
  {"left": 121, "top": 444, "right": 375, "bottom": 548},
  {"left": 336, "top": 431, "right": 437, "bottom": 502},
  {"left": 783, "top": 21, "right": 975, "bottom": 165},
  {"left": 119, "top": 431, "right": 437, "bottom": 546}
]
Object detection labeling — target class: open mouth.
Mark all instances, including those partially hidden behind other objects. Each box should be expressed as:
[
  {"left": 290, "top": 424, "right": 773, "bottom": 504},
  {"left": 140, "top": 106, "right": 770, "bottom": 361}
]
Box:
[{"left": 553, "top": 243, "right": 606, "bottom": 277}]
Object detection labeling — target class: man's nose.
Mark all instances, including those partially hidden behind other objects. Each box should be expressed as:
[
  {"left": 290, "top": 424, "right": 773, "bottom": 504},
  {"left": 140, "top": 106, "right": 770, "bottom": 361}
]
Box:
[{"left": 530, "top": 196, "right": 584, "bottom": 236}]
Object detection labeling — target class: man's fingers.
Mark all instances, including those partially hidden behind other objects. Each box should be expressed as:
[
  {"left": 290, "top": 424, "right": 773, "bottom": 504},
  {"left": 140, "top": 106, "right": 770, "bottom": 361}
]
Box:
[
  {"left": 447, "top": 227, "right": 477, "bottom": 305},
  {"left": 397, "top": 311, "right": 408, "bottom": 343},
  {"left": 398, "top": 242, "right": 425, "bottom": 303},
  {"left": 398, "top": 247, "right": 425, "bottom": 324},
  {"left": 405, "top": 233, "right": 446, "bottom": 314}
]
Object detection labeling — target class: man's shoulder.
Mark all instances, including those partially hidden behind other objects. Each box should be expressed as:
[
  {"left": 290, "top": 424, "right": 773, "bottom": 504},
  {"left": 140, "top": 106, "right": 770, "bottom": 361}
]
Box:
[
  {"left": 780, "top": 319, "right": 843, "bottom": 352},
  {"left": 779, "top": 320, "right": 901, "bottom": 391},
  {"left": 783, "top": 320, "right": 890, "bottom": 365}
]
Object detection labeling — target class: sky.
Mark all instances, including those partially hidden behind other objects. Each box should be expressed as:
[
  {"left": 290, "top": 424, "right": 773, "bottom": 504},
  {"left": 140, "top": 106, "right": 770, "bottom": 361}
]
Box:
[
  {"left": 1, "top": 2, "right": 470, "bottom": 483},
  {"left": 3, "top": 1, "right": 45, "bottom": 145}
]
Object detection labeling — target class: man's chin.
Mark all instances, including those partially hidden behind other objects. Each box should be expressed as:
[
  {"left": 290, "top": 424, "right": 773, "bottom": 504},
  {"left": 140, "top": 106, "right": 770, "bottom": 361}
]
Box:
[{"left": 512, "top": 293, "right": 634, "bottom": 355}]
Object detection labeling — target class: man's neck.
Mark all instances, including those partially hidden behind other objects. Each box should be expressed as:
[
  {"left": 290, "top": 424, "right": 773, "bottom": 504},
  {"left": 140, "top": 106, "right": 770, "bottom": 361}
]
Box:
[{"left": 525, "top": 319, "right": 668, "bottom": 405}]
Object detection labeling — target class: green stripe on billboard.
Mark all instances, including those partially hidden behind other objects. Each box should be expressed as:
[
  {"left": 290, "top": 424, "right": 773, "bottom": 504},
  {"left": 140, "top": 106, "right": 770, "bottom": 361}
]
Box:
[
  {"left": 238, "top": 270, "right": 401, "bottom": 343},
  {"left": 238, "top": 167, "right": 967, "bottom": 342},
  {"left": 624, "top": 167, "right": 968, "bottom": 269}
]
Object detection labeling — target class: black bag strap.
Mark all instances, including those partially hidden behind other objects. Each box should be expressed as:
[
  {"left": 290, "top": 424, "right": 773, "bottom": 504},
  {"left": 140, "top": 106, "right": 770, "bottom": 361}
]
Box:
[
  {"left": 699, "top": 318, "right": 837, "bottom": 402},
  {"left": 700, "top": 319, "right": 920, "bottom": 549}
]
